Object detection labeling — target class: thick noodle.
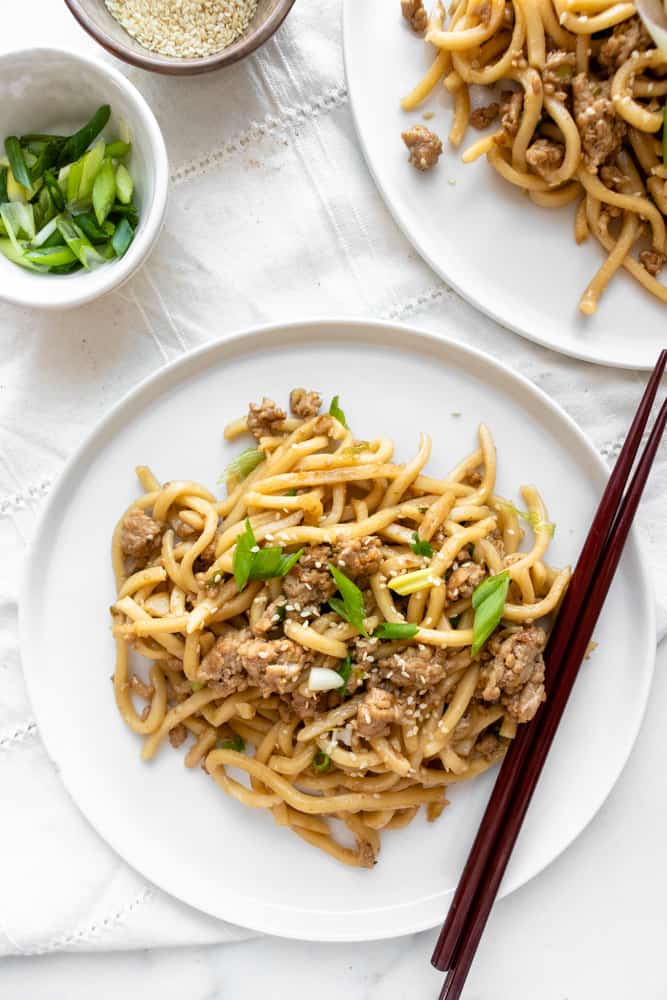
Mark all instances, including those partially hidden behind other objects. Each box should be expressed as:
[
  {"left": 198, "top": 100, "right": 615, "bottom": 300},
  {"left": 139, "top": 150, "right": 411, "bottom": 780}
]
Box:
[
  {"left": 110, "top": 391, "right": 569, "bottom": 867},
  {"left": 402, "top": 0, "right": 667, "bottom": 313}
]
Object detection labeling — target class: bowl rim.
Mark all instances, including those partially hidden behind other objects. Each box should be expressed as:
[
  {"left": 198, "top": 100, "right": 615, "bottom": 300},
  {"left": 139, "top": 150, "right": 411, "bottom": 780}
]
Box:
[
  {"left": 0, "top": 45, "right": 169, "bottom": 310},
  {"left": 63, "top": 0, "right": 297, "bottom": 76}
]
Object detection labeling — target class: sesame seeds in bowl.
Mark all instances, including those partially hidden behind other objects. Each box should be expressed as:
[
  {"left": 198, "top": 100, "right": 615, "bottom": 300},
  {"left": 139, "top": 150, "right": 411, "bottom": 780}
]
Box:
[
  {"left": 104, "top": 0, "right": 259, "bottom": 60},
  {"left": 63, "top": 0, "right": 297, "bottom": 75}
]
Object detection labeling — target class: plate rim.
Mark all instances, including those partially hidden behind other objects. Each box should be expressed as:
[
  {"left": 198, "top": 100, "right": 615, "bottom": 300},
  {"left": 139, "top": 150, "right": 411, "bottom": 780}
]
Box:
[
  {"left": 341, "top": 1, "right": 657, "bottom": 372},
  {"left": 19, "top": 316, "right": 657, "bottom": 940}
]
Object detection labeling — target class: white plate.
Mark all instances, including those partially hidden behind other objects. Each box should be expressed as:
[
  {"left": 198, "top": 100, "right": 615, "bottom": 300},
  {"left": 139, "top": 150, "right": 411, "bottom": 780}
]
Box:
[
  {"left": 20, "top": 319, "right": 655, "bottom": 941},
  {"left": 343, "top": 3, "right": 664, "bottom": 371}
]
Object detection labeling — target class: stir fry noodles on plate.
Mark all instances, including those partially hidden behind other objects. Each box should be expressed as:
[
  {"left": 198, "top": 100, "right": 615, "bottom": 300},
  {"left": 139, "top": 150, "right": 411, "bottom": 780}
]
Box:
[
  {"left": 111, "top": 389, "right": 570, "bottom": 868},
  {"left": 401, "top": 0, "right": 667, "bottom": 314}
]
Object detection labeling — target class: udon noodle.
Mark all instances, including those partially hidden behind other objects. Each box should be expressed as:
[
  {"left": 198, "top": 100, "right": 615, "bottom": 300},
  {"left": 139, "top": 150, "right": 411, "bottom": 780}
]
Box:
[
  {"left": 402, "top": 0, "right": 667, "bottom": 314},
  {"left": 110, "top": 389, "right": 569, "bottom": 867}
]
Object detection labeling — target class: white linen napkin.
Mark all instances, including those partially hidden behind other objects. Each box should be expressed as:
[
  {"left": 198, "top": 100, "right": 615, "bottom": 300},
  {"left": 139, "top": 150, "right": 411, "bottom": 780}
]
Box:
[{"left": 0, "top": 0, "right": 664, "bottom": 956}]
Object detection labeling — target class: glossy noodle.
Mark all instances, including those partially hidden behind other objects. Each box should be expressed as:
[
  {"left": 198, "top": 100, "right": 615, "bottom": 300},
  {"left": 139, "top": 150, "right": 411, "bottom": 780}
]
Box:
[
  {"left": 111, "top": 389, "right": 569, "bottom": 868},
  {"left": 402, "top": 0, "right": 667, "bottom": 314}
]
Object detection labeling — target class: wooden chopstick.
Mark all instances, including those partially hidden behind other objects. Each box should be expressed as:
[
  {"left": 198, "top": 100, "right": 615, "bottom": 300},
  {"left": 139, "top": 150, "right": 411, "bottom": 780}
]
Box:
[
  {"left": 438, "top": 394, "right": 666, "bottom": 1000},
  {"left": 433, "top": 348, "right": 666, "bottom": 974},
  {"left": 431, "top": 351, "right": 666, "bottom": 998}
]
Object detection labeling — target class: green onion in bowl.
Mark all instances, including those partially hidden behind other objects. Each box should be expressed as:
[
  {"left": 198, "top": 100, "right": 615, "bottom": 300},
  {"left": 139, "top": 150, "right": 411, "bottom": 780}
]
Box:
[{"left": 0, "top": 105, "right": 139, "bottom": 275}]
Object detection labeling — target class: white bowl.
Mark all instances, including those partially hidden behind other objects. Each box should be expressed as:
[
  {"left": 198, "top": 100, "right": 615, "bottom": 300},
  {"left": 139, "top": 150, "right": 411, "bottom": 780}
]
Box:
[{"left": 0, "top": 47, "right": 168, "bottom": 310}]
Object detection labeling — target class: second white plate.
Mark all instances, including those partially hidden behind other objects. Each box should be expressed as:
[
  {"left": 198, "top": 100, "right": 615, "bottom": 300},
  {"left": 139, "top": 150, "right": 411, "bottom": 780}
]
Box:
[
  {"left": 20, "top": 319, "right": 655, "bottom": 940},
  {"left": 343, "top": 2, "right": 664, "bottom": 370}
]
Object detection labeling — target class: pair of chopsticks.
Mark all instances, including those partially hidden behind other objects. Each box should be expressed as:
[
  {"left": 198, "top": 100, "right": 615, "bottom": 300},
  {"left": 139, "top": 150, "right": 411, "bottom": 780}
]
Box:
[{"left": 432, "top": 349, "right": 667, "bottom": 999}]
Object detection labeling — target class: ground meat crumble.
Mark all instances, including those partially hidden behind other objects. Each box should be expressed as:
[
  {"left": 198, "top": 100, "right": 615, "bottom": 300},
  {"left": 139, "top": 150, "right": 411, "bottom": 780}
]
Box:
[
  {"left": 478, "top": 626, "right": 547, "bottom": 723},
  {"left": 247, "top": 397, "right": 287, "bottom": 441},
  {"left": 402, "top": 125, "right": 443, "bottom": 171},
  {"left": 120, "top": 508, "right": 162, "bottom": 563},
  {"left": 401, "top": 0, "right": 428, "bottom": 33},
  {"left": 289, "top": 387, "right": 322, "bottom": 419}
]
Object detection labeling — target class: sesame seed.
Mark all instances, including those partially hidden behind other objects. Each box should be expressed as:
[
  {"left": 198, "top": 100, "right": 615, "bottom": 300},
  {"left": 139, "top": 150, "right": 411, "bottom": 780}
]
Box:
[{"left": 105, "top": 0, "right": 259, "bottom": 59}]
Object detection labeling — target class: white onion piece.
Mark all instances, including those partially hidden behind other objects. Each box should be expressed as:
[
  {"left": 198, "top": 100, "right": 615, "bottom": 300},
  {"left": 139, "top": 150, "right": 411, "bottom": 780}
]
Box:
[
  {"left": 332, "top": 724, "right": 353, "bottom": 747},
  {"left": 307, "top": 667, "right": 343, "bottom": 692},
  {"left": 637, "top": 0, "right": 667, "bottom": 55}
]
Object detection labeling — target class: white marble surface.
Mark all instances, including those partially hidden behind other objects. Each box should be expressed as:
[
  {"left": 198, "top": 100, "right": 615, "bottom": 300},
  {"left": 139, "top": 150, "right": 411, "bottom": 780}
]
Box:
[{"left": 2, "top": 639, "right": 664, "bottom": 999}]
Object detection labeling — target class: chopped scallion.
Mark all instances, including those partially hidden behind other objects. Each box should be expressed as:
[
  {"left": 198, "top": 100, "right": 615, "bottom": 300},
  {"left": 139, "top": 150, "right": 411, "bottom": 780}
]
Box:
[
  {"left": 329, "top": 395, "right": 348, "bottom": 427},
  {"left": 328, "top": 564, "right": 367, "bottom": 636},
  {"left": 312, "top": 751, "right": 331, "bottom": 773},
  {"left": 471, "top": 570, "right": 510, "bottom": 655},
  {"left": 217, "top": 735, "right": 245, "bottom": 752},
  {"left": 219, "top": 448, "right": 264, "bottom": 483},
  {"left": 373, "top": 622, "right": 419, "bottom": 640},
  {"left": 92, "top": 158, "right": 116, "bottom": 225},
  {"left": 410, "top": 532, "right": 433, "bottom": 558},
  {"left": 4, "top": 136, "right": 32, "bottom": 192}
]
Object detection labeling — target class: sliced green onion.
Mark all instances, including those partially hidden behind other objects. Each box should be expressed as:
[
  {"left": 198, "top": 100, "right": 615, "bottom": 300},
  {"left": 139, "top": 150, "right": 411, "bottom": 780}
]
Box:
[
  {"left": 58, "top": 105, "right": 111, "bottom": 168},
  {"left": 20, "top": 132, "right": 67, "bottom": 144},
  {"left": 99, "top": 240, "right": 116, "bottom": 260},
  {"left": 337, "top": 653, "right": 353, "bottom": 693},
  {"left": 49, "top": 260, "right": 80, "bottom": 275},
  {"left": 25, "top": 244, "right": 77, "bottom": 268},
  {"left": 233, "top": 519, "right": 258, "bottom": 591},
  {"left": 329, "top": 394, "right": 348, "bottom": 428},
  {"left": 67, "top": 158, "right": 84, "bottom": 206},
  {"left": 217, "top": 735, "right": 245, "bottom": 752},
  {"left": 4, "top": 136, "right": 32, "bottom": 192},
  {"left": 471, "top": 569, "right": 509, "bottom": 610},
  {"left": 35, "top": 186, "right": 56, "bottom": 230},
  {"left": 388, "top": 567, "right": 437, "bottom": 596},
  {"left": 312, "top": 751, "right": 331, "bottom": 773},
  {"left": 219, "top": 448, "right": 264, "bottom": 483},
  {"left": 410, "top": 532, "right": 433, "bottom": 558},
  {"left": 232, "top": 517, "right": 303, "bottom": 589},
  {"left": 74, "top": 211, "right": 113, "bottom": 244},
  {"left": 110, "top": 200, "right": 139, "bottom": 222},
  {"left": 328, "top": 564, "right": 367, "bottom": 636},
  {"left": 56, "top": 215, "right": 103, "bottom": 269},
  {"left": 30, "top": 215, "right": 59, "bottom": 248},
  {"left": 40, "top": 227, "right": 67, "bottom": 249},
  {"left": 0, "top": 108, "right": 137, "bottom": 277},
  {"left": 1, "top": 202, "right": 35, "bottom": 252},
  {"left": 191, "top": 681, "right": 204, "bottom": 691},
  {"left": 250, "top": 547, "right": 303, "bottom": 582},
  {"left": 6, "top": 169, "right": 28, "bottom": 203},
  {"left": 92, "top": 158, "right": 116, "bottom": 225},
  {"left": 373, "top": 622, "right": 419, "bottom": 640},
  {"left": 43, "top": 170, "right": 65, "bottom": 212},
  {"left": 110, "top": 216, "right": 134, "bottom": 257},
  {"left": 79, "top": 139, "right": 106, "bottom": 202},
  {"left": 115, "top": 163, "right": 133, "bottom": 204},
  {"left": 28, "top": 139, "right": 62, "bottom": 184},
  {"left": 105, "top": 140, "right": 131, "bottom": 159},
  {"left": 0, "top": 237, "right": 44, "bottom": 271},
  {"left": 497, "top": 501, "right": 555, "bottom": 536},
  {"left": 471, "top": 570, "right": 510, "bottom": 655}
]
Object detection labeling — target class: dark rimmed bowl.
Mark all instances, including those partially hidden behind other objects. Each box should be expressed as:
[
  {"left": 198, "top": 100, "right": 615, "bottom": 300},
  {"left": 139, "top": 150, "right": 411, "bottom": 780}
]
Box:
[{"left": 63, "top": 0, "right": 296, "bottom": 76}]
